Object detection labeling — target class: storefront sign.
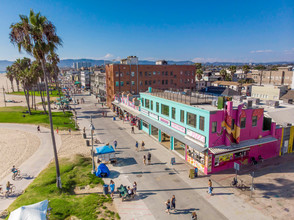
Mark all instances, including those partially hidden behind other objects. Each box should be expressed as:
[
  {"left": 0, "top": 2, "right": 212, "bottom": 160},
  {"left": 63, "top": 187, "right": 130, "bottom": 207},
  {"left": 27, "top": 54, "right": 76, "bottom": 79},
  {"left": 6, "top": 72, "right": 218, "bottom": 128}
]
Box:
[
  {"left": 141, "top": 108, "right": 149, "bottom": 115},
  {"left": 159, "top": 117, "right": 170, "bottom": 125},
  {"left": 219, "top": 153, "right": 233, "bottom": 163},
  {"left": 187, "top": 155, "right": 205, "bottom": 172},
  {"left": 186, "top": 129, "right": 205, "bottom": 143},
  {"left": 149, "top": 112, "right": 158, "bottom": 120},
  {"left": 171, "top": 122, "right": 186, "bottom": 133},
  {"left": 207, "top": 154, "right": 212, "bottom": 172}
]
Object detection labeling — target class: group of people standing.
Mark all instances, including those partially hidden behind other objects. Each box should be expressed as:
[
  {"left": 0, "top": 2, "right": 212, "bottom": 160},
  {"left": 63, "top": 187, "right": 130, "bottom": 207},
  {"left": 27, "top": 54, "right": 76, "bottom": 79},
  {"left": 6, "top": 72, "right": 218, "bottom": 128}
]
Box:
[{"left": 165, "top": 195, "right": 176, "bottom": 214}]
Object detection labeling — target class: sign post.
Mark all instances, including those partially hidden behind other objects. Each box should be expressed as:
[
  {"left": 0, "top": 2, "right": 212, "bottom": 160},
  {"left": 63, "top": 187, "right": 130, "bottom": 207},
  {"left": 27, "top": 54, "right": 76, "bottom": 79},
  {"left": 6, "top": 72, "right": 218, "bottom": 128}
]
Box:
[
  {"left": 250, "top": 171, "right": 255, "bottom": 199},
  {"left": 234, "top": 162, "right": 240, "bottom": 182}
]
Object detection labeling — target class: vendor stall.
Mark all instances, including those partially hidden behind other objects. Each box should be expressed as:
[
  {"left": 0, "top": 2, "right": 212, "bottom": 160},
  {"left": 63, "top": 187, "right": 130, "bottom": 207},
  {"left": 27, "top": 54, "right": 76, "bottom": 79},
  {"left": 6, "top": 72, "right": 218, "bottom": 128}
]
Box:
[{"left": 95, "top": 145, "right": 116, "bottom": 163}]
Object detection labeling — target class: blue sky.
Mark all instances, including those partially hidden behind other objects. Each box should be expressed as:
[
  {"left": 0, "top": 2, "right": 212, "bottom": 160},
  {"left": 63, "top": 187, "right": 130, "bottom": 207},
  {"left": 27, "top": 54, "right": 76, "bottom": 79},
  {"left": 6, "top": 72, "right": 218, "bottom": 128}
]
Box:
[{"left": 0, "top": 0, "right": 293, "bottom": 62}]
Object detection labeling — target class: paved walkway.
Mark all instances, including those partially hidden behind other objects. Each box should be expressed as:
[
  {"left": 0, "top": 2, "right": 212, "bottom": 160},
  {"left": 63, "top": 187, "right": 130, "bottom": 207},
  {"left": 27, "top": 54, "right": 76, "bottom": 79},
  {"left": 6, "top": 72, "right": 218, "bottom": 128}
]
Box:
[
  {"left": 0, "top": 124, "right": 62, "bottom": 213},
  {"left": 76, "top": 94, "right": 272, "bottom": 220}
]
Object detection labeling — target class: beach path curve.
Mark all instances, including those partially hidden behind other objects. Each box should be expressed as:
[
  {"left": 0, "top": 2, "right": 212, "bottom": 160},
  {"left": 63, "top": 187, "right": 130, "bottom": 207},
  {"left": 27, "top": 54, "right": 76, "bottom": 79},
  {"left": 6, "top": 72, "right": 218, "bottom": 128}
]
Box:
[{"left": 0, "top": 123, "right": 61, "bottom": 213}]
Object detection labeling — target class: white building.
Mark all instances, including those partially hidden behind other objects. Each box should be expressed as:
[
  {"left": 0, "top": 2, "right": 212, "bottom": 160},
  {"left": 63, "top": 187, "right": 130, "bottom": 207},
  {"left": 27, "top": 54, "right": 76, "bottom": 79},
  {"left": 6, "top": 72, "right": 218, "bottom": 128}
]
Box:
[
  {"left": 80, "top": 70, "right": 91, "bottom": 90},
  {"left": 72, "top": 62, "right": 92, "bottom": 70},
  {"left": 120, "top": 56, "right": 138, "bottom": 65}
]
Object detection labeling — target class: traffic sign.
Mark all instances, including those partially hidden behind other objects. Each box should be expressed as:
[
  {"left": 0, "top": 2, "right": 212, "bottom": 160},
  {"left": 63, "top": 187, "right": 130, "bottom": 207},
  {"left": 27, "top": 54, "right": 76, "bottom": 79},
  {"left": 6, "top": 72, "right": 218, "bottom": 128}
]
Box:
[{"left": 234, "top": 162, "right": 240, "bottom": 171}]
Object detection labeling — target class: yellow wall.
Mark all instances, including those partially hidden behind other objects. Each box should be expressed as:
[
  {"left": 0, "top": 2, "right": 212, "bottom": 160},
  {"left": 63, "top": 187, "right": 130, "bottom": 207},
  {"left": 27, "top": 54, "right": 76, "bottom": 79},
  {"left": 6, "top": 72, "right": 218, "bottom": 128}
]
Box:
[{"left": 288, "top": 126, "right": 294, "bottom": 153}]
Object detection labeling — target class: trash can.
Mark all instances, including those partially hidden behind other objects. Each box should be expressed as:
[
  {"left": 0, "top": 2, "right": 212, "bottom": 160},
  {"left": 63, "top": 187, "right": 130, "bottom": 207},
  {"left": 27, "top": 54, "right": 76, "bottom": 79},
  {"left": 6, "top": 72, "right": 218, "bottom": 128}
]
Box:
[
  {"left": 103, "top": 184, "right": 108, "bottom": 195},
  {"left": 83, "top": 133, "right": 86, "bottom": 139},
  {"left": 113, "top": 116, "right": 116, "bottom": 121},
  {"left": 86, "top": 140, "right": 90, "bottom": 146},
  {"left": 189, "top": 169, "right": 195, "bottom": 179}
]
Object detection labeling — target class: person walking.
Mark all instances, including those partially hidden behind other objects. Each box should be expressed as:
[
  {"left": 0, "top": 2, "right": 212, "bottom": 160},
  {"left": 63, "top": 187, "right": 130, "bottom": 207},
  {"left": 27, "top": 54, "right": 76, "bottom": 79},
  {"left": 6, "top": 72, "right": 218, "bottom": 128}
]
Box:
[
  {"left": 147, "top": 152, "right": 151, "bottom": 165},
  {"left": 37, "top": 125, "right": 40, "bottom": 133},
  {"left": 83, "top": 127, "right": 86, "bottom": 134},
  {"left": 131, "top": 126, "right": 135, "bottom": 134},
  {"left": 143, "top": 155, "right": 147, "bottom": 165},
  {"left": 171, "top": 195, "right": 176, "bottom": 212},
  {"left": 191, "top": 211, "right": 198, "bottom": 220},
  {"left": 56, "top": 127, "right": 59, "bottom": 134},
  {"left": 133, "top": 182, "right": 137, "bottom": 195},
  {"left": 109, "top": 180, "right": 115, "bottom": 199},
  {"left": 195, "top": 167, "right": 198, "bottom": 178},
  {"left": 135, "top": 141, "right": 139, "bottom": 151},
  {"left": 68, "top": 128, "right": 71, "bottom": 135},
  {"left": 165, "top": 199, "right": 171, "bottom": 215},
  {"left": 208, "top": 179, "right": 213, "bottom": 195},
  {"left": 141, "top": 141, "right": 145, "bottom": 150},
  {"left": 113, "top": 140, "right": 118, "bottom": 149}
]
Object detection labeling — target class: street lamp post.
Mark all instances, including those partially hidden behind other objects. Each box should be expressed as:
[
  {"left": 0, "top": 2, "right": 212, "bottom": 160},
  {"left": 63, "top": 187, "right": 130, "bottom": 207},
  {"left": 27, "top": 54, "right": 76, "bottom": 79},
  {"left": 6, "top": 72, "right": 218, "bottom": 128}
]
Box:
[{"left": 90, "top": 115, "right": 95, "bottom": 174}]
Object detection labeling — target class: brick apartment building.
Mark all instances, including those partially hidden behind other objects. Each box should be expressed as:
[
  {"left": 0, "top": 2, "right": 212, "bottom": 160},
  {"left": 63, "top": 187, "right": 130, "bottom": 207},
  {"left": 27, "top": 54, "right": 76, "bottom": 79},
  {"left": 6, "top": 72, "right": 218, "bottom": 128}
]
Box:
[
  {"left": 106, "top": 60, "right": 196, "bottom": 106},
  {"left": 248, "top": 66, "right": 294, "bottom": 88}
]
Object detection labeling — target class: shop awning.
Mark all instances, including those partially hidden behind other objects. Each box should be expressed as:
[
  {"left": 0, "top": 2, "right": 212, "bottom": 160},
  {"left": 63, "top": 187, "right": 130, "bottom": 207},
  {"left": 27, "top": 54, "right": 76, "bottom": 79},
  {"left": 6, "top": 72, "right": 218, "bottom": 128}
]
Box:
[
  {"left": 117, "top": 103, "right": 140, "bottom": 117},
  {"left": 209, "top": 136, "right": 277, "bottom": 155},
  {"left": 138, "top": 114, "right": 206, "bottom": 153}
]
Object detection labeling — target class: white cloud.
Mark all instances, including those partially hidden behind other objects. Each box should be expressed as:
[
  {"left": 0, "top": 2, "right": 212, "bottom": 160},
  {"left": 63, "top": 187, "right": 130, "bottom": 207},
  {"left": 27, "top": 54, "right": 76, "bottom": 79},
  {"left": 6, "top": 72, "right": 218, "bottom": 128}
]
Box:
[
  {"left": 250, "top": 49, "right": 273, "bottom": 54},
  {"left": 284, "top": 48, "right": 294, "bottom": 55},
  {"left": 142, "top": 57, "right": 157, "bottom": 61},
  {"left": 103, "top": 53, "right": 114, "bottom": 59}
]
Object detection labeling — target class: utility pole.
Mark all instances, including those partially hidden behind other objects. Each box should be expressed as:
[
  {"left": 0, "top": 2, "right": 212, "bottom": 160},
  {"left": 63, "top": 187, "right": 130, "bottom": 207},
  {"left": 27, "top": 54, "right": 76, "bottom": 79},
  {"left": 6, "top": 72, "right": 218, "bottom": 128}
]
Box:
[
  {"left": 90, "top": 115, "right": 95, "bottom": 174},
  {"left": 3, "top": 87, "right": 6, "bottom": 107},
  {"left": 250, "top": 171, "right": 255, "bottom": 199}
]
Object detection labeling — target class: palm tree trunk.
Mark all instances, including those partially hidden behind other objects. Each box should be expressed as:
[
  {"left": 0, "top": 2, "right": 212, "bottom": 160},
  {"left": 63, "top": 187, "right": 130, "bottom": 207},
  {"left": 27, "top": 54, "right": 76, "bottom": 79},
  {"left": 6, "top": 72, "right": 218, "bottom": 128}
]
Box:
[
  {"left": 39, "top": 83, "right": 47, "bottom": 113},
  {"left": 16, "top": 80, "right": 20, "bottom": 92},
  {"left": 23, "top": 88, "right": 31, "bottom": 115},
  {"left": 10, "top": 80, "right": 14, "bottom": 92},
  {"left": 41, "top": 59, "right": 62, "bottom": 189}
]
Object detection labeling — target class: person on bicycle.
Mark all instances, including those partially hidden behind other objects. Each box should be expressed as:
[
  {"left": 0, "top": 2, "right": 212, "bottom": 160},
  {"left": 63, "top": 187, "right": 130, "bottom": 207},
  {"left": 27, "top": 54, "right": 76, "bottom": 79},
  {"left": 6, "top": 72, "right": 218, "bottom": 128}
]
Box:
[
  {"left": 11, "top": 165, "right": 19, "bottom": 177},
  {"left": 6, "top": 181, "right": 12, "bottom": 193}
]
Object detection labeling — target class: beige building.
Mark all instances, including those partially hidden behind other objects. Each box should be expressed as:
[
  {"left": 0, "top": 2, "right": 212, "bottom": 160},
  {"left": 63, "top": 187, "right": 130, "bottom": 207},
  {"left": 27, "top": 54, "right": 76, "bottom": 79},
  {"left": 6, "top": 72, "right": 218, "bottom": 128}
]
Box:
[
  {"left": 248, "top": 66, "right": 294, "bottom": 88},
  {"left": 251, "top": 85, "right": 288, "bottom": 100},
  {"left": 211, "top": 81, "right": 253, "bottom": 95}
]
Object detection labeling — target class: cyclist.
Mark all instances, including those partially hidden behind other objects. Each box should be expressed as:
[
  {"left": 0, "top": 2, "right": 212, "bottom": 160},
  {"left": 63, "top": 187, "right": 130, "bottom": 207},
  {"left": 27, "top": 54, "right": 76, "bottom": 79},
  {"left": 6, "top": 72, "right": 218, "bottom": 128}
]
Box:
[
  {"left": 6, "top": 181, "right": 12, "bottom": 193},
  {"left": 11, "top": 165, "right": 19, "bottom": 178}
]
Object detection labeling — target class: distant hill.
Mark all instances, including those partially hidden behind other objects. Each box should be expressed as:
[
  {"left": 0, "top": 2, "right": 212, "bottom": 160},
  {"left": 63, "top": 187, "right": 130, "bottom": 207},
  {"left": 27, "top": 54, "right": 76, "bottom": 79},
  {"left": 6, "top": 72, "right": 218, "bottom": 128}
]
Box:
[{"left": 0, "top": 59, "right": 293, "bottom": 71}]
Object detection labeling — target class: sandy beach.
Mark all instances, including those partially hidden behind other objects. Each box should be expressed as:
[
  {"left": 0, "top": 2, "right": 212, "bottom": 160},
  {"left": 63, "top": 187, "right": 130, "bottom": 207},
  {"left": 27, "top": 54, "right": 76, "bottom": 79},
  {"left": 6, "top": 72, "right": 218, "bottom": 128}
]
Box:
[{"left": 0, "top": 128, "right": 40, "bottom": 181}]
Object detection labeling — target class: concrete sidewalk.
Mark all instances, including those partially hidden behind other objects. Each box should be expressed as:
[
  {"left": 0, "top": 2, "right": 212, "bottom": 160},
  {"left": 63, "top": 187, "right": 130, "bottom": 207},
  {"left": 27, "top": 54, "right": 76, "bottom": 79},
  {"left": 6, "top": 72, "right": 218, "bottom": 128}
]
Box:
[
  {"left": 0, "top": 124, "right": 62, "bottom": 213},
  {"left": 76, "top": 94, "right": 272, "bottom": 220}
]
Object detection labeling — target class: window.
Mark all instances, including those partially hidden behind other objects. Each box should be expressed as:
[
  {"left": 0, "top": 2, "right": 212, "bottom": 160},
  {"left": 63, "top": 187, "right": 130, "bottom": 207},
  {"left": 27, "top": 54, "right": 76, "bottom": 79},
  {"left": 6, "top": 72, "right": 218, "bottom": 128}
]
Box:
[
  {"left": 145, "top": 99, "right": 150, "bottom": 108},
  {"left": 170, "top": 71, "right": 173, "bottom": 75},
  {"left": 156, "top": 102, "right": 159, "bottom": 113},
  {"left": 115, "top": 72, "right": 119, "bottom": 77},
  {"left": 165, "top": 71, "right": 168, "bottom": 75},
  {"left": 172, "top": 107, "right": 176, "bottom": 119},
  {"left": 151, "top": 101, "right": 153, "bottom": 110},
  {"left": 145, "top": 80, "right": 148, "bottom": 85},
  {"left": 234, "top": 151, "right": 247, "bottom": 158},
  {"left": 162, "top": 71, "right": 165, "bottom": 75},
  {"left": 162, "top": 80, "right": 164, "bottom": 85},
  {"left": 149, "top": 80, "right": 151, "bottom": 85},
  {"left": 231, "top": 119, "right": 235, "bottom": 129},
  {"left": 142, "top": 121, "right": 148, "bottom": 128},
  {"left": 153, "top": 71, "right": 156, "bottom": 75},
  {"left": 180, "top": 110, "right": 185, "bottom": 123},
  {"left": 153, "top": 80, "right": 156, "bottom": 84},
  {"left": 161, "top": 104, "right": 169, "bottom": 116},
  {"left": 148, "top": 72, "right": 152, "bottom": 76},
  {"left": 145, "top": 72, "right": 148, "bottom": 76},
  {"left": 139, "top": 72, "right": 142, "bottom": 76},
  {"left": 187, "top": 112, "right": 196, "bottom": 128},
  {"left": 241, "top": 117, "right": 246, "bottom": 128},
  {"left": 142, "top": 98, "right": 144, "bottom": 107},
  {"left": 252, "top": 116, "right": 257, "bottom": 126},
  {"left": 212, "top": 121, "right": 217, "bottom": 133},
  {"left": 115, "top": 81, "right": 119, "bottom": 86},
  {"left": 126, "top": 72, "right": 129, "bottom": 75},
  {"left": 126, "top": 81, "right": 130, "bottom": 85},
  {"left": 120, "top": 81, "right": 124, "bottom": 86},
  {"left": 165, "top": 80, "right": 168, "bottom": 84},
  {"left": 199, "top": 116, "right": 205, "bottom": 131},
  {"left": 120, "top": 73, "right": 123, "bottom": 77},
  {"left": 131, "top": 81, "right": 135, "bottom": 85},
  {"left": 131, "top": 72, "right": 135, "bottom": 77},
  {"left": 140, "top": 81, "right": 143, "bottom": 85}
]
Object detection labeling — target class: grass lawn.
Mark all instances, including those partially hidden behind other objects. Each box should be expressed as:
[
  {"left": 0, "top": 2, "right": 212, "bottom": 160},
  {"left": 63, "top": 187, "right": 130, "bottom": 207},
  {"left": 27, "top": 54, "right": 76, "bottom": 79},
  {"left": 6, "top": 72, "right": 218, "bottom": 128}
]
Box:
[
  {"left": 7, "top": 155, "right": 120, "bottom": 220},
  {"left": 0, "top": 106, "right": 76, "bottom": 130},
  {"left": 8, "top": 90, "right": 61, "bottom": 98}
]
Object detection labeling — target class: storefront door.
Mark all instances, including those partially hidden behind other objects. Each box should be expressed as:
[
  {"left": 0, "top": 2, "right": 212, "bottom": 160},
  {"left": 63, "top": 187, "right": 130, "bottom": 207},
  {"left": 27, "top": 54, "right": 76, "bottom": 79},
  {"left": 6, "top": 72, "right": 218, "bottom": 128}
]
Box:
[
  {"left": 161, "top": 132, "right": 170, "bottom": 149},
  {"left": 174, "top": 138, "right": 185, "bottom": 156},
  {"left": 151, "top": 125, "right": 159, "bottom": 139}
]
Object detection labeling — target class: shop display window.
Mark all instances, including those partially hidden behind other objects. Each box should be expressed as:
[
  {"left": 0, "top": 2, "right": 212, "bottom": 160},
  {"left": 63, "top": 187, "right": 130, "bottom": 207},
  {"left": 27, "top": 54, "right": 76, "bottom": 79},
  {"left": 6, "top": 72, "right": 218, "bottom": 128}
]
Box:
[
  {"left": 234, "top": 151, "right": 247, "bottom": 158},
  {"left": 142, "top": 121, "right": 148, "bottom": 129},
  {"left": 187, "top": 147, "right": 205, "bottom": 165}
]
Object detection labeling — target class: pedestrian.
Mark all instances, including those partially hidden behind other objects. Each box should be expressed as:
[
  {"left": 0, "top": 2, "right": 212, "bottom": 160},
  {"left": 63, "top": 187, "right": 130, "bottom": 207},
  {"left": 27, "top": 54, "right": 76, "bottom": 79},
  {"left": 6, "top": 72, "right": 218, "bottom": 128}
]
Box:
[
  {"left": 147, "top": 152, "right": 151, "bottom": 165},
  {"left": 135, "top": 141, "right": 139, "bottom": 151},
  {"left": 165, "top": 199, "right": 171, "bottom": 215},
  {"left": 143, "top": 155, "right": 146, "bottom": 165},
  {"left": 109, "top": 180, "right": 115, "bottom": 199},
  {"left": 37, "top": 125, "right": 40, "bottom": 133},
  {"left": 83, "top": 127, "right": 86, "bottom": 134},
  {"left": 68, "top": 128, "right": 71, "bottom": 135},
  {"left": 113, "top": 140, "right": 117, "bottom": 149},
  {"left": 195, "top": 167, "right": 198, "bottom": 178},
  {"left": 131, "top": 126, "right": 135, "bottom": 134},
  {"left": 56, "top": 127, "right": 59, "bottom": 134},
  {"left": 102, "top": 103, "right": 104, "bottom": 107},
  {"left": 208, "top": 179, "right": 213, "bottom": 195},
  {"left": 141, "top": 141, "right": 145, "bottom": 150},
  {"left": 171, "top": 195, "right": 176, "bottom": 212},
  {"left": 133, "top": 181, "right": 137, "bottom": 194},
  {"left": 191, "top": 211, "right": 198, "bottom": 220}
]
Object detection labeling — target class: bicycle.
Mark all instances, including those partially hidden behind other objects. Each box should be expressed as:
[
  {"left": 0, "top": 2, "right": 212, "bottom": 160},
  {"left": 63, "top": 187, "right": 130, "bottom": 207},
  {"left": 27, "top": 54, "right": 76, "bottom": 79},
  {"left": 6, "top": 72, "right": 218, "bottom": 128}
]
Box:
[
  {"left": 5, "top": 185, "right": 16, "bottom": 198},
  {"left": 231, "top": 178, "right": 248, "bottom": 191},
  {"left": 12, "top": 169, "right": 22, "bottom": 181}
]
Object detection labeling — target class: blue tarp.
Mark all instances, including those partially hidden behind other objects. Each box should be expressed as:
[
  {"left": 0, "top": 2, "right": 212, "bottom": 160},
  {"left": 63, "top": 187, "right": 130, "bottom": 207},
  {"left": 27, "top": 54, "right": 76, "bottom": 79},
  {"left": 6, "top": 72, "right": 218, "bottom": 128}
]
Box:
[
  {"left": 96, "top": 145, "right": 115, "bottom": 155},
  {"left": 95, "top": 163, "right": 110, "bottom": 177}
]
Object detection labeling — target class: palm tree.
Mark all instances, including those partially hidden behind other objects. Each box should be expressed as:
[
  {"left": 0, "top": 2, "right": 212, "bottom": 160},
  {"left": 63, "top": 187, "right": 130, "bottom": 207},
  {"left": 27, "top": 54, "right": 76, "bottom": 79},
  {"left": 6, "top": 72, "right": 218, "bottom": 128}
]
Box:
[
  {"left": 242, "top": 65, "right": 250, "bottom": 74},
  {"left": 6, "top": 65, "right": 15, "bottom": 92},
  {"left": 220, "top": 69, "right": 227, "bottom": 80},
  {"left": 10, "top": 9, "right": 62, "bottom": 189},
  {"left": 228, "top": 65, "right": 237, "bottom": 80},
  {"left": 254, "top": 65, "right": 266, "bottom": 86},
  {"left": 196, "top": 69, "right": 203, "bottom": 91},
  {"left": 13, "top": 58, "right": 32, "bottom": 114}
]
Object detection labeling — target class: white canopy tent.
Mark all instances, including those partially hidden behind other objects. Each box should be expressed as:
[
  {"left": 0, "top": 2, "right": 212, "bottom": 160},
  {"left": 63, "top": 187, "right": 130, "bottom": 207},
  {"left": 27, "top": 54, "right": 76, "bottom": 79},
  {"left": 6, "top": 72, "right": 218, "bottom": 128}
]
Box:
[{"left": 8, "top": 200, "right": 49, "bottom": 220}]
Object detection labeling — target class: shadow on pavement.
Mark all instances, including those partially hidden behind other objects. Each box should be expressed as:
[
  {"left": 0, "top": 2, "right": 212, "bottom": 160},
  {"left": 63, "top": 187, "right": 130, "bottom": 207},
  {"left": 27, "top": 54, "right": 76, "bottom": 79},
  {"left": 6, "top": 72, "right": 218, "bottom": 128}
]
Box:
[
  {"left": 108, "top": 170, "right": 120, "bottom": 178},
  {"left": 171, "top": 208, "right": 198, "bottom": 215},
  {"left": 114, "top": 157, "right": 138, "bottom": 167}
]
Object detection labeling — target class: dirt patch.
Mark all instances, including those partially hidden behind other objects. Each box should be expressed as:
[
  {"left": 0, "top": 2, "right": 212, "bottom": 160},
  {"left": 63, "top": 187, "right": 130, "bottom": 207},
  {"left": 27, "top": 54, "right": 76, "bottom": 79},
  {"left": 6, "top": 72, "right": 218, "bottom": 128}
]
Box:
[{"left": 74, "top": 185, "right": 103, "bottom": 195}]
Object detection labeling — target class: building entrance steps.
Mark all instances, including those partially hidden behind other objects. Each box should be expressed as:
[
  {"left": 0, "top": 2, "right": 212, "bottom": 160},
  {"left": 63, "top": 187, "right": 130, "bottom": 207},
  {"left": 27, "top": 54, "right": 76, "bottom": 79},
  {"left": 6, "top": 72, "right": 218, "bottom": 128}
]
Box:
[{"left": 75, "top": 93, "right": 271, "bottom": 220}]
